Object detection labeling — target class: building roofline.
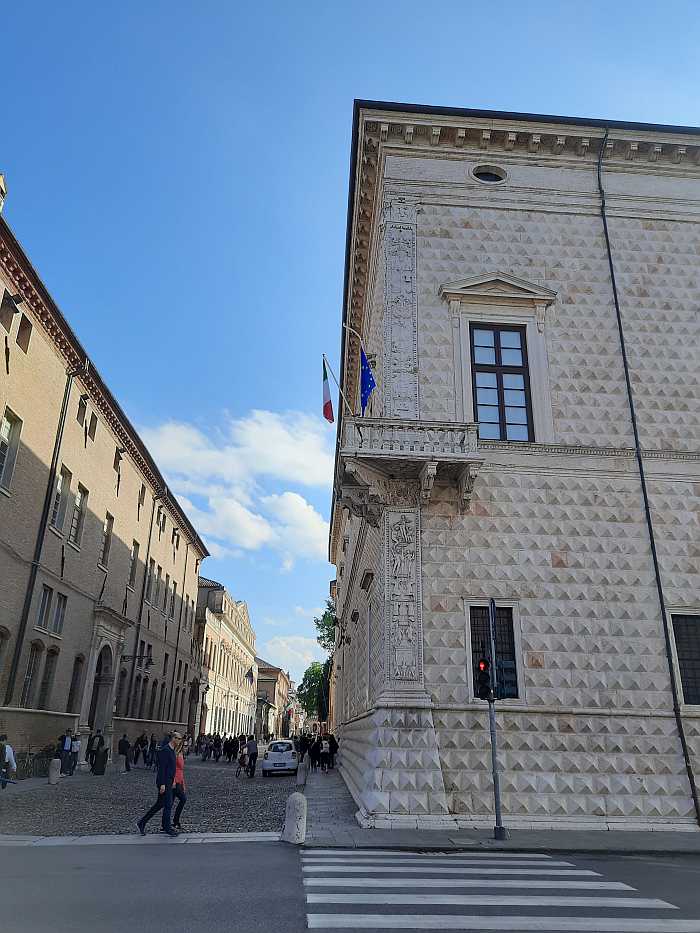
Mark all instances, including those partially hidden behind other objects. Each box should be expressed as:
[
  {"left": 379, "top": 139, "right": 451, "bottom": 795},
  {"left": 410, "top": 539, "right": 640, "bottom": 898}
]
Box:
[
  {"left": 353, "top": 99, "right": 700, "bottom": 136},
  {"left": 0, "top": 216, "right": 209, "bottom": 559}
]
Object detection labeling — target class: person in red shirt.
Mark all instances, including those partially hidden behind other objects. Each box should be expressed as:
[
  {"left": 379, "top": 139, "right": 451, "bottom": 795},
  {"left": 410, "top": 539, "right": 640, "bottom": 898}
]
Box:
[{"left": 173, "top": 736, "right": 187, "bottom": 831}]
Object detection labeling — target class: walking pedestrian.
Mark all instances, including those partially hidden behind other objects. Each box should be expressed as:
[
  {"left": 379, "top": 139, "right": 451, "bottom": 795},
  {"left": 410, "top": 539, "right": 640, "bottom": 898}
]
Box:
[
  {"left": 299, "top": 733, "right": 309, "bottom": 762},
  {"left": 136, "top": 732, "right": 180, "bottom": 837},
  {"left": 147, "top": 734, "right": 158, "bottom": 768},
  {"left": 230, "top": 734, "right": 240, "bottom": 764},
  {"left": 245, "top": 735, "right": 258, "bottom": 777},
  {"left": 320, "top": 735, "right": 330, "bottom": 773},
  {"left": 172, "top": 736, "right": 187, "bottom": 831},
  {"left": 58, "top": 729, "right": 72, "bottom": 775},
  {"left": 118, "top": 734, "right": 131, "bottom": 772},
  {"left": 0, "top": 734, "right": 17, "bottom": 789},
  {"left": 133, "top": 733, "right": 147, "bottom": 767},
  {"left": 328, "top": 733, "right": 339, "bottom": 769},
  {"left": 69, "top": 734, "right": 81, "bottom": 775},
  {"left": 310, "top": 736, "right": 321, "bottom": 771},
  {"left": 88, "top": 729, "right": 104, "bottom": 773}
]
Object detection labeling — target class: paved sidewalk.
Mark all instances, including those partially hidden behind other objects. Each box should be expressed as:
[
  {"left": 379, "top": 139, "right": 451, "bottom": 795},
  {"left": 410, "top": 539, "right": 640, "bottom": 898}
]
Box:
[
  {"left": 0, "top": 831, "right": 280, "bottom": 846},
  {"left": 301, "top": 765, "right": 700, "bottom": 855},
  {"left": 302, "top": 765, "right": 359, "bottom": 844}
]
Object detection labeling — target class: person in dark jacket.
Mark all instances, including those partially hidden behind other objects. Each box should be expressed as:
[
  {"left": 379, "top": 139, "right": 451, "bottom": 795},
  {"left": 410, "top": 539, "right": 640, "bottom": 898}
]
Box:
[
  {"left": 328, "top": 733, "right": 339, "bottom": 769},
  {"left": 136, "top": 733, "right": 179, "bottom": 837},
  {"left": 118, "top": 734, "right": 131, "bottom": 772},
  {"left": 87, "top": 730, "right": 104, "bottom": 773}
]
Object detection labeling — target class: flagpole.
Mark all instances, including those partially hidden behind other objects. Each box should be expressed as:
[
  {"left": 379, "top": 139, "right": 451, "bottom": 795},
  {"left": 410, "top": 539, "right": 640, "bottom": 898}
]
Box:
[
  {"left": 323, "top": 354, "right": 354, "bottom": 417},
  {"left": 343, "top": 322, "right": 370, "bottom": 356}
]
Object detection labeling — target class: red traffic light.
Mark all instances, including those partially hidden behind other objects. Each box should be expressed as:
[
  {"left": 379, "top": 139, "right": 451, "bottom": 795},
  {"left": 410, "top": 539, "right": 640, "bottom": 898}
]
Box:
[{"left": 478, "top": 658, "right": 489, "bottom": 672}]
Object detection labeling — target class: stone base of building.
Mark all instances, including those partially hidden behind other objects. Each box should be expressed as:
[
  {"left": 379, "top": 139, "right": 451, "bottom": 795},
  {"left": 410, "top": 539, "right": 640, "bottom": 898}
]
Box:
[
  {"left": 338, "top": 701, "right": 700, "bottom": 832},
  {"left": 0, "top": 707, "right": 79, "bottom": 752}
]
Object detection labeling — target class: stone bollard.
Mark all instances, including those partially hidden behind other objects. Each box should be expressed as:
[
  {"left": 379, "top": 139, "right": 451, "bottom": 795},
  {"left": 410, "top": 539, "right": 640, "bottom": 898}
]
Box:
[
  {"left": 296, "top": 758, "right": 308, "bottom": 787},
  {"left": 281, "top": 791, "right": 307, "bottom": 845},
  {"left": 48, "top": 758, "right": 61, "bottom": 785}
]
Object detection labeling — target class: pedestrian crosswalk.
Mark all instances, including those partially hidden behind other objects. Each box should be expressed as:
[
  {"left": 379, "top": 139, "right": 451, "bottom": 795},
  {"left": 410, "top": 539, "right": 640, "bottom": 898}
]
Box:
[{"left": 300, "top": 848, "right": 700, "bottom": 931}]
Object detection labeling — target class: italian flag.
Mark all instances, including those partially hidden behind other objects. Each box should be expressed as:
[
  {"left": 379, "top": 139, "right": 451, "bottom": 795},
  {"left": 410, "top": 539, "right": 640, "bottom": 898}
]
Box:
[{"left": 323, "top": 358, "right": 334, "bottom": 423}]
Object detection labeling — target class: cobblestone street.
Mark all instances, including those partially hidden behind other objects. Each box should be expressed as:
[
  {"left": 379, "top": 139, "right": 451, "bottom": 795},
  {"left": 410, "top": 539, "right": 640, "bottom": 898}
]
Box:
[{"left": 0, "top": 756, "right": 295, "bottom": 836}]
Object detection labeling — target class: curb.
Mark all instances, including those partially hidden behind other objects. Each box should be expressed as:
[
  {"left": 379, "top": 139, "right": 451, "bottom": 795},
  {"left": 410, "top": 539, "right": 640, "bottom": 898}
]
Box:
[{"left": 301, "top": 841, "right": 700, "bottom": 857}]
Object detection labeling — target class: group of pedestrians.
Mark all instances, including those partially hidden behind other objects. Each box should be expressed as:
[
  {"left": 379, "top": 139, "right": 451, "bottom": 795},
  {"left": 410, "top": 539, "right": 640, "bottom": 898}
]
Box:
[
  {"left": 298, "top": 732, "right": 339, "bottom": 773},
  {"left": 195, "top": 732, "right": 259, "bottom": 776},
  {"left": 116, "top": 732, "right": 194, "bottom": 772},
  {"left": 56, "top": 728, "right": 106, "bottom": 775}
]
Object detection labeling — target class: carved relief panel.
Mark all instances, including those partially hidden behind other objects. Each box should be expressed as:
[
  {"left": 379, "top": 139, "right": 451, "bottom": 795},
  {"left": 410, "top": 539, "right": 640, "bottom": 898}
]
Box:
[
  {"left": 384, "top": 509, "right": 423, "bottom": 687},
  {"left": 383, "top": 198, "right": 419, "bottom": 419}
]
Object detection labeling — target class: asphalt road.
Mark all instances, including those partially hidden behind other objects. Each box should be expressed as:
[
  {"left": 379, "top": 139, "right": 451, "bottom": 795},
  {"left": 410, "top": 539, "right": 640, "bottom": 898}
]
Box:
[{"left": 2, "top": 844, "right": 700, "bottom": 933}]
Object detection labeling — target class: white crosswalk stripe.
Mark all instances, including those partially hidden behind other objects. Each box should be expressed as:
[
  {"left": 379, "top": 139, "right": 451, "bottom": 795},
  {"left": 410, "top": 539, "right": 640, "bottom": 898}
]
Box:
[{"left": 301, "top": 848, "right": 694, "bottom": 931}]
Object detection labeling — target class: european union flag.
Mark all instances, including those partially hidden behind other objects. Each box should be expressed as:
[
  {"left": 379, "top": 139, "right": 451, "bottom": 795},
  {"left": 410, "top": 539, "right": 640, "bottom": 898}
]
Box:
[{"left": 360, "top": 347, "right": 376, "bottom": 416}]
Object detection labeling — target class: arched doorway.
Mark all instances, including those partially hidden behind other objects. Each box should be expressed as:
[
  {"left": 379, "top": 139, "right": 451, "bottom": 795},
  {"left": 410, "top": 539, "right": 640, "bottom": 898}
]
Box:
[{"left": 88, "top": 645, "right": 114, "bottom": 731}]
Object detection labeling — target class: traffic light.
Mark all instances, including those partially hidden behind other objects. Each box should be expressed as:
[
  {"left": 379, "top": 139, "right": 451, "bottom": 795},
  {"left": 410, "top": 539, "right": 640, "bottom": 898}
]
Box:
[{"left": 476, "top": 657, "right": 492, "bottom": 701}]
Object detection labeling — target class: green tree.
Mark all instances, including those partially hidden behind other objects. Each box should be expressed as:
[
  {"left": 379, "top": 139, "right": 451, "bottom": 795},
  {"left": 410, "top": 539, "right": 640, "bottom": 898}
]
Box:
[
  {"left": 314, "top": 599, "right": 337, "bottom": 653},
  {"left": 297, "top": 661, "right": 324, "bottom": 718}
]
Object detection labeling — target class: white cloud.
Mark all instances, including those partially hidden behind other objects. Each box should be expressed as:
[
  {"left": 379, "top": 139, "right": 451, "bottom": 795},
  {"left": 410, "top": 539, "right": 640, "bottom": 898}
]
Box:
[
  {"left": 259, "top": 634, "right": 327, "bottom": 684},
  {"left": 294, "top": 605, "right": 324, "bottom": 619},
  {"left": 262, "top": 492, "right": 328, "bottom": 567},
  {"left": 143, "top": 409, "right": 334, "bottom": 492},
  {"left": 142, "top": 409, "right": 333, "bottom": 570}
]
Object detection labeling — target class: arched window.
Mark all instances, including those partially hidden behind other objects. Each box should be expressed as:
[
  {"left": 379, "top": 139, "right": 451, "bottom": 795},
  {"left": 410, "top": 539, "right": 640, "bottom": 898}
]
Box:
[
  {"left": 0, "top": 626, "right": 10, "bottom": 678},
  {"left": 174, "top": 687, "right": 180, "bottom": 722},
  {"left": 38, "top": 647, "right": 60, "bottom": 709},
  {"left": 20, "top": 640, "right": 44, "bottom": 708},
  {"left": 149, "top": 680, "right": 158, "bottom": 720},
  {"left": 158, "top": 683, "right": 166, "bottom": 720},
  {"left": 179, "top": 688, "right": 186, "bottom": 723},
  {"left": 67, "top": 655, "right": 86, "bottom": 713},
  {"left": 131, "top": 674, "right": 141, "bottom": 718},
  {"left": 138, "top": 678, "right": 148, "bottom": 720}
]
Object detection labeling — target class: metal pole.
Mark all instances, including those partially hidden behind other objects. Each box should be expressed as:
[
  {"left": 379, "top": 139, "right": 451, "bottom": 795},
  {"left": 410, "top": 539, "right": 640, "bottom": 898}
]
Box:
[{"left": 488, "top": 598, "right": 508, "bottom": 841}]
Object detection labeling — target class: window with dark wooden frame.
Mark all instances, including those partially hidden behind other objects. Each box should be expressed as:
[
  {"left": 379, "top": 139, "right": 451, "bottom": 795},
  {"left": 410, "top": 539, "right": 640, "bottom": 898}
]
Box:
[
  {"left": 470, "top": 324, "right": 534, "bottom": 442},
  {"left": 672, "top": 615, "right": 700, "bottom": 704},
  {"left": 470, "top": 605, "right": 519, "bottom": 699}
]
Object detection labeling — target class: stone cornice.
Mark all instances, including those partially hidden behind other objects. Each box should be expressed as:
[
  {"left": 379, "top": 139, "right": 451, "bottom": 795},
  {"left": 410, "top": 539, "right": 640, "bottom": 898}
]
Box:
[{"left": 0, "top": 219, "right": 208, "bottom": 559}]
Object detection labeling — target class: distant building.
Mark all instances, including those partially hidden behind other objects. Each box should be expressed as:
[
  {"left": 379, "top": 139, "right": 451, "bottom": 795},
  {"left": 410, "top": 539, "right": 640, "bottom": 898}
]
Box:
[
  {"left": 0, "top": 213, "right": 207, "bottom": 757},
  {"left": 330, "top": 100, "right": 700, "bottom": 831},
  {"left": 255, "top": 658, "right": 290, "bottom": 738},
  {"left": 195, "top": 577, "right": 257, "bottom": 736}
]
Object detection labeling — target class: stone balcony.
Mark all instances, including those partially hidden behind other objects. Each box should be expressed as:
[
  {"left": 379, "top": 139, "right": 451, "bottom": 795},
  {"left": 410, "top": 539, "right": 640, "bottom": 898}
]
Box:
[{"left": 337, "top": 418, "right": 484, "bottom": 522}]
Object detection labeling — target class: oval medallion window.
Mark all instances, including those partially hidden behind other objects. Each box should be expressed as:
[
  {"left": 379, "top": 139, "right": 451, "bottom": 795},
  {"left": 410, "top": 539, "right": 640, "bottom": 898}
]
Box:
[{"left": 472, "top": 165, "right": 507, "bottom": 184}]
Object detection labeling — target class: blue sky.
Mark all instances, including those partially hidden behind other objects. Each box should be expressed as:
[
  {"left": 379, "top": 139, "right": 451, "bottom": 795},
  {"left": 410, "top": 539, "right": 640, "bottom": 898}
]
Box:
[{"left": 3, "top": 2, "right": 699, "bottom": 681}]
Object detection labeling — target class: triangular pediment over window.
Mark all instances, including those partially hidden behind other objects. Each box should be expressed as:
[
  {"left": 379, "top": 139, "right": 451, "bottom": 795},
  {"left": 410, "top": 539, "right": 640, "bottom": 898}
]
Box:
[{"left": 439, "top": 271, "right": 557, "bottom": 305}]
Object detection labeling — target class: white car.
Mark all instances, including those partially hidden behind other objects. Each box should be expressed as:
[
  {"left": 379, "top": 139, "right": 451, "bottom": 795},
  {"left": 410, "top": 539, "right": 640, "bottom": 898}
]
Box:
[{"left": 262, "top": 740, "right": 298, "bottom": 776}]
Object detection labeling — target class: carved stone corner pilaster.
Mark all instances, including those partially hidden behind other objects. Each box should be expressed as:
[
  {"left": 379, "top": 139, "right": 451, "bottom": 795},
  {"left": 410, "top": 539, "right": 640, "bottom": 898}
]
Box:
[
  {"left": 419, "top": 461, "right": 439, "bottom": 503},
  {"left": 385, "top": 509, "right": 423, "bottom": 688},
  {"left": 457, "top": 461, "right": 482, "bottom": 511}
]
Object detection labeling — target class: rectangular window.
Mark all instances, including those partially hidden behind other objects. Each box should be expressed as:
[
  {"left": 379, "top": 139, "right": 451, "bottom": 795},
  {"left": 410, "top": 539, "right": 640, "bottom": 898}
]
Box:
[
  {"left": 51, "top": 593, "right": 67, "bottom": 635},
  {"left": 673, "top": 615, "right": 700, "bottom": 704},
  {"left": 128, "top": 540, "right": 139, "bottom": 588},
  {"left": 87, "top": 412, "right": 98, "bottom": 441},
  {"left": 145, "top": 558, "right": 155, "bottom": 602},
  {"left": 470, "top": 324, "right": 534, "bottom": 442},
  {"left": 20, "top": 643, "right": 41, "bottom": 708},
  {"left": 16, "top": 313, "right": 32, "bottom": 353},
  {"left": 469, "top": 605, "right": 519, "bottom": 700},
  {"left": 177, "top": 659, "right": 182, "bottom": 683},
  {"left": 68, "top": 484, "right": 88, "bottom": 545},
  {"left": 155, "top": 565, "right": 162, "bottom": 606},
  {"left": 163, "top": 573, "right": 170, "bottom": 612},
  {"left": 50, "top": 465, "right": 72, "bottom": 530},
  {"left": 163, "top": 652, "right": 169, "bottom": 677},
  {"left": 138, "top": 482, "right": 146, "bottom": 520},
  {"left": 77, "top": 396, "right": 87, "bottom": 426},
  {"left": 99, "top": 513, "right": 114, "bottom": 567},
  {"left": 139, "top": 639, "right": 145, "bottom": 667},
  {"left": 0, "top": 407, "right": 22, "bottom": 491},
  {"left": 170, "top": 581, "right": 177, "bottom": 618},
  {"left": 36, "top": 584, "right": 54, "bottom": 631}
]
